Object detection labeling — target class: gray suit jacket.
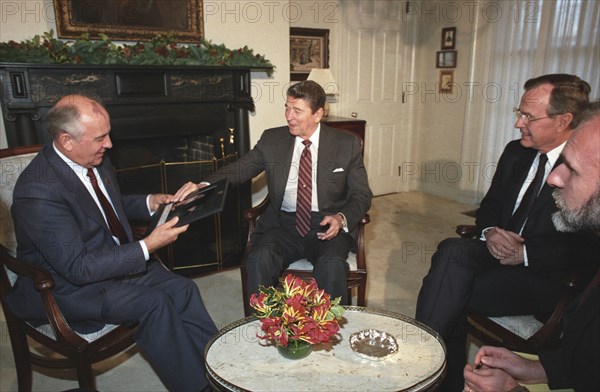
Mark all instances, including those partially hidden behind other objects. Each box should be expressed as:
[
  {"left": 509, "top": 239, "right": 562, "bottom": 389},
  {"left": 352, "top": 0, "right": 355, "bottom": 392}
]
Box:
[
  {"left": 7, "top": 143, "right": 151, "bottom": 320},
  {"left": 207, "top": 124, "right": 372, "bottom": 238}
]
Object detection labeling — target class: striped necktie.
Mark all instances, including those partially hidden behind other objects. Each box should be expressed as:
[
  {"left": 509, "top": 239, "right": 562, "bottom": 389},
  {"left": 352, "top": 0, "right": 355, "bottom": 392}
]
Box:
[
  {"left": 87, "top": 168, "right": 129, "bottom": 244},
  {"left": 296, "top": 140, "right": 312, "bottom": 237}
]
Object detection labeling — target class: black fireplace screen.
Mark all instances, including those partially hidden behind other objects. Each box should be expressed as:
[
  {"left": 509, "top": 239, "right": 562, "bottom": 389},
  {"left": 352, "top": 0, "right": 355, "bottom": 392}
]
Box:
[{"left": 115, "top": 152, "right": 242, "bottom": 274}]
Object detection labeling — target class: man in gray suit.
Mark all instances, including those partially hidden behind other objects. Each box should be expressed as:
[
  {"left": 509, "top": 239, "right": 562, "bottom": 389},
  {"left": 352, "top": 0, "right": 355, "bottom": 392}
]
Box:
[
  {"left": 175, "top": 81, "right": 372, "bottom": 304},
  {"left": 7, "top": 95, "right": 217, "bottom": 391}
]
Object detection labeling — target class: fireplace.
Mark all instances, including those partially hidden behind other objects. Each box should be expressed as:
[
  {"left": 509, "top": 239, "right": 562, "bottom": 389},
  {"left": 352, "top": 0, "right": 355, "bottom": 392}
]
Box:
[{"left": 0, "top": 63, "right": 269, "bottom": 274}]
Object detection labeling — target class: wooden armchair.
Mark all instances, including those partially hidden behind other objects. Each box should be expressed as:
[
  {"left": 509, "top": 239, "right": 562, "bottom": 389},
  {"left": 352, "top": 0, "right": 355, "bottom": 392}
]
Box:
[
  {"left": 456, "top": 224, "right": 586, "bottom": 353},
  {"left": 0, "top": 145, "right": 138, "bottom": 391},
  {"left": 240, "top": 196, "right": 370, "bottom": 316}
]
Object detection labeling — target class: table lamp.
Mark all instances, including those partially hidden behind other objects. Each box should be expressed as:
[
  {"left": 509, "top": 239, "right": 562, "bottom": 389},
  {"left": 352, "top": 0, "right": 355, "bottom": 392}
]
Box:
[{"left": 307, "top": 68, "right": 338, "bottom": 118}]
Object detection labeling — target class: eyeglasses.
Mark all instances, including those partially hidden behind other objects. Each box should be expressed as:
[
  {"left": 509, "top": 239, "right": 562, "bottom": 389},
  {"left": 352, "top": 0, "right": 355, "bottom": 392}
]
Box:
[{"left": 513, "top": 107, "right": 550, "bottom": 124}]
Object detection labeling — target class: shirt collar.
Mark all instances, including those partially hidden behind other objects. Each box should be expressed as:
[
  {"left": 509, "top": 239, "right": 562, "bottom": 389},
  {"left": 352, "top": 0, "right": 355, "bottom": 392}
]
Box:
[
  {"left": 543, "top": 141, "right": 566, "bottom": 168},
  {"left": 295, "top": 123, "right": 321, "bottom": 149}
]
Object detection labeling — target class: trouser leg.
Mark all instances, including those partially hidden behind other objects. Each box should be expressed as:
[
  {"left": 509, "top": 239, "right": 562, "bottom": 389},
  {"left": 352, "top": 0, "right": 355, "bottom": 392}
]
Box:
[
  {"left": 101, "top": 262, "right": 217, "bottom": 391},
  {"left": 305, "top": 231, "right": 353, "bottom": 304}
]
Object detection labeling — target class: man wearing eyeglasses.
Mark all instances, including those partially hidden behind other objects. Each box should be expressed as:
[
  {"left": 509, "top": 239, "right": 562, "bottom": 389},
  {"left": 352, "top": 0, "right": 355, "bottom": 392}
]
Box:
[{"left": 415, "top": 74, "right": 597, "bottom": 390}]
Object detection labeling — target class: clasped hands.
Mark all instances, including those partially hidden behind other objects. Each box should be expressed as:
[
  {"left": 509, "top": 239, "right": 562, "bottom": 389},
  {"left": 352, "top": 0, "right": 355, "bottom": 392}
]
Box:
[
  {"left": 463, "top": 346, "right": 547, "bottom": 392},
  {"left": 484, "top": 227, "right": 525, "bottom": 265}
]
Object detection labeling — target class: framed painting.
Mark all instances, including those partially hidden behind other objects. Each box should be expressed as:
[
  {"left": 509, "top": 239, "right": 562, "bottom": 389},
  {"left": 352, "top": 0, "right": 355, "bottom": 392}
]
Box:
[
  {"left": 441, "top": 27, "right": 456, "bottom": 50},
  {"left": 290, "top": 28, "right": 329, "bottom": 81},
  {"left": 439, "top": 70, "right": 455, "bottom": 93},
  {"left": 436, "top": 50, "right": 457, "bottom": 68},
  {"left": 53, "top": 0, "right": 204, "bottom": 42}
]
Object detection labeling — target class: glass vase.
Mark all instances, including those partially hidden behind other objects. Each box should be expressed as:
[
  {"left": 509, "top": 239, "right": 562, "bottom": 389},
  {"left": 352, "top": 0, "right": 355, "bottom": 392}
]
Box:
[{"left": 277, "top": 339, "right": 312, "bottom": 360}]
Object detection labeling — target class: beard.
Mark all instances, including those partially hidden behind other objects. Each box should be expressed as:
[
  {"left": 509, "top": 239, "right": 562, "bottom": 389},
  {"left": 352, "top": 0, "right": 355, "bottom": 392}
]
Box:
[{"left": 552, "top": 188, "right": 600, "bottom": 234}]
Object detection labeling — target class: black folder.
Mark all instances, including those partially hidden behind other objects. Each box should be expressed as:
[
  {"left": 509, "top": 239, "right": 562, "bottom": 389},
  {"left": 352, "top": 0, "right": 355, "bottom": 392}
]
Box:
[{"left": 145, "top": 178, "right": 228, "bottom": 234}]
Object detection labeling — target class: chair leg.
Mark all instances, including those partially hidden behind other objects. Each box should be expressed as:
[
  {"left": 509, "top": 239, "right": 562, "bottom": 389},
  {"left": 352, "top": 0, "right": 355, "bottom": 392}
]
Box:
[
  {"left": 77, "top": 361, "right": 95, "bottom": 391},
  {"left": 356, "top": 281, "right": 366, "bottom": 307},
  {"left": 7, "top": 321, "right": 33, "bottom": 392},
  {"left": 240, "top": 265, "right": 251, "bottom": 317}
]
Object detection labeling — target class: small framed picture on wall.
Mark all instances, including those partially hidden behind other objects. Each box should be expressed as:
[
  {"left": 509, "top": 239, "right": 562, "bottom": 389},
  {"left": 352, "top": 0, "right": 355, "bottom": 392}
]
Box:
[
  {"left": 439, "top": 70, "right": 455, "bottom": 93},
  {"left": 436, "top": 50, "right": 457, "bottom": 68},
  {"left": 441, "top": 27, "right": 456, "bottom": 49}
]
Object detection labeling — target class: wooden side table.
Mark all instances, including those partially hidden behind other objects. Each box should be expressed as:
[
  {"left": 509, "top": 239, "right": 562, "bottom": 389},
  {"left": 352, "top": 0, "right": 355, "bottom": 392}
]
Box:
[{"left": 204, "top": 306, "right": 446, "bottom": 391}]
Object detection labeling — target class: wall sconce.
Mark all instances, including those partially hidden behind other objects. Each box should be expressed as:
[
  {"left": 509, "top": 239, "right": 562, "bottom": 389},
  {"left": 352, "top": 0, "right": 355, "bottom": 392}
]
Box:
[{"left": 307, "top": 68, "right": 338, "bottom": 118}]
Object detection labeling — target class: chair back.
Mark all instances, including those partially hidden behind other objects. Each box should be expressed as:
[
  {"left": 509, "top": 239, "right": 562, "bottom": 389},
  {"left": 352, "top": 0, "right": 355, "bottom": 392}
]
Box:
[{"left": 0, "top": 145, "right": 42, "bottom": 285}]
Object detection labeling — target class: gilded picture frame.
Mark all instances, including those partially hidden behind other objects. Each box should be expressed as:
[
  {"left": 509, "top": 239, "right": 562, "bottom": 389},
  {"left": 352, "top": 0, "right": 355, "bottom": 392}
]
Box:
[
  {"left": 290, "top": 28, "right": 330, "bottom": 81},
  {"left": 53, "top": 0, "right": 204, "bottom": 42}
]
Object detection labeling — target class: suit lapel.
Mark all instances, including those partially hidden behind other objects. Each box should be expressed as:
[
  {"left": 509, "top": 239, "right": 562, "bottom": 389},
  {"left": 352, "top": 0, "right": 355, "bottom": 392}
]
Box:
[
  {"left": 44, "top": 146, "right": 122, "bottom": 238},
  {"left": 509, "top": 150, "right": 537, "bottom": 208},
  {"left": 270, "top": 130, "right": 295, "bottom": 210},
  {"left": 316, "top": 126, "right": 336, "bottom": 207}
]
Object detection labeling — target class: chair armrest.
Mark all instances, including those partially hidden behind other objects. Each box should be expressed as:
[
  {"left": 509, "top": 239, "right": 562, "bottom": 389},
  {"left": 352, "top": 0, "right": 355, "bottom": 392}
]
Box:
[
  {"left": 1, "top": 244, "right": 54, "bottom": 291},
  {"left": 0, "top": 244, "right": 88, "bottom": 348},
  {"left": 355, "top": 214, "right": 370, "bottom": 270},
  {"left": 456, "top": 224, "right": 477, "bottom": 239},
  {"left": 243, "top": 196, "right": 270, "bottom": 223}
]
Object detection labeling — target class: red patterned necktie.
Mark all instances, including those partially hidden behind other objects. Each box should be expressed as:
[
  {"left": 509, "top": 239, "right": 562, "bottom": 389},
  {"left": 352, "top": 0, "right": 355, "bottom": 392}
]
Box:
[
  {"left": 296, "top": 140, "right": 312, "bottom": 237},
  {"left": 86, "top": 168, "right": 129, "bottom": 244}
]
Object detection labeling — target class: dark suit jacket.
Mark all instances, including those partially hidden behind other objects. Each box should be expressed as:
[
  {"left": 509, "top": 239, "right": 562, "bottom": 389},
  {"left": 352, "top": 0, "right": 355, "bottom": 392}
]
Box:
[
  {"left": 539, "top": 279, "right": 600, "bottom": 391},
  {"left": 207, "top": 124, "right": 372, "bottom": 238},
  {"left": 476, "top": 140, "right": 593, "bottom": 279},
  {"left": 7, "top": 143, "right": 151, "bottom": 321}
]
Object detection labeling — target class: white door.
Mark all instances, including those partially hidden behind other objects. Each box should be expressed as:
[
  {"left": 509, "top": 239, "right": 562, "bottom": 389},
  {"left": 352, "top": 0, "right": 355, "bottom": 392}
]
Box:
[{"left": 340, "top": 0, "right": 416, "bottom": 195}]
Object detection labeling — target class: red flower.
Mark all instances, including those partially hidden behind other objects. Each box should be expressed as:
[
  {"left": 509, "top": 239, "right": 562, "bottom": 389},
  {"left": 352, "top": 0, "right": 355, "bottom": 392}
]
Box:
[{"left": 251, "top": 274, "right": 344, "bottom": 347}]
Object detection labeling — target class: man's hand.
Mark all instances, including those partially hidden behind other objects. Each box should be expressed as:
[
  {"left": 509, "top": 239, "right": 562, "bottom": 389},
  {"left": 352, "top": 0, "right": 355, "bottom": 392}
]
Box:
[
  {"left": 468, "top": 346, "right": 548, "bottom": 385},
  {"left": 485, "top": 227, "right": 525, "bottom": 264},
  {"left": 172, "top": 181, "right": 208, "bottom": 202},
  {"left": 463, "top": 363, "right": 521, "bottom": 392},
  {"left": 317, "top": 214, "right": 343, "bottom": 240},
  {"left": 143, "top": 216, "right": 189, "bottom": 253},
  {"left": 148, "top": 193, "right": 173, "bottom": 213}
]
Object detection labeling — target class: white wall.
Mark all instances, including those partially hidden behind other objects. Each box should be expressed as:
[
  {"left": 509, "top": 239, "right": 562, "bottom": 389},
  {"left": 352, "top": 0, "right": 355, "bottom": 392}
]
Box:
[{"left": 409, "top": 5, "right": 477, "bottom": 202}]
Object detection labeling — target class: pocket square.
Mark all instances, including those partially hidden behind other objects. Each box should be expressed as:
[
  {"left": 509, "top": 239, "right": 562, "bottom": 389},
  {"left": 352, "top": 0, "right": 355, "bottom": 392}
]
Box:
[{"left": 333, "top": 168, "right": 344, "bottom": 173}]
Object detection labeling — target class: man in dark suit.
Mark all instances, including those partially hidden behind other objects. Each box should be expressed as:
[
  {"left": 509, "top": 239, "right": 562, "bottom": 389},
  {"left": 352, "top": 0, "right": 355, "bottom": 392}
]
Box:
[
  {"left": 463, "top": 100, "right": 600, "bottom": 392},
  {"left": 7, "top": 95, "right": 217, "bottom": 391},
  {"left": 415, "top": 74, "right": 595, "bottom": 390},
  {"left": 175, "top": 81, "right": 372, "bottom": 304}
]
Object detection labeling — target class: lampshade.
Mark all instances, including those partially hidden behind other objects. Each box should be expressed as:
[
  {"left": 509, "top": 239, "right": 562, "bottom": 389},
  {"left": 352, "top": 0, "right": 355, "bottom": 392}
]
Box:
[{"left": 307, "top": 68, "right": 338, "bottom": 95}]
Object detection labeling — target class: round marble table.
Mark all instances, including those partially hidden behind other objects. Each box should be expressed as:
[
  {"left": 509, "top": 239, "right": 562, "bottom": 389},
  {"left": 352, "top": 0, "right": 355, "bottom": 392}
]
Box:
[{"left": 204, "top": 306, "right": 446, "bottom": 391}]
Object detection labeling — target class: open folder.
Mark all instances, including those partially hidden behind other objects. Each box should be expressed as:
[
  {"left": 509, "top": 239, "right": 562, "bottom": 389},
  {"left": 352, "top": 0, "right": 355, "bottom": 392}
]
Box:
[{"left": 145, "top": 178, "right": 228, "bottom": 234}]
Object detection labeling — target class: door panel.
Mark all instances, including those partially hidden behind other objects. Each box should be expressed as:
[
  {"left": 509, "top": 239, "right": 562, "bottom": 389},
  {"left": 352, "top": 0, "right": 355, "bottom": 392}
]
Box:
[{"left": 341, "top": 0, "right": 415, "bottom": 195}]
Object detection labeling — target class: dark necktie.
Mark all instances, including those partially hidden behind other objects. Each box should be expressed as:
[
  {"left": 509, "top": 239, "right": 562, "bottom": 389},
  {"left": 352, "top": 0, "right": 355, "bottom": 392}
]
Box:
[
  {"left": 508, "top": 154, "right": 548, "bottom": 233},
  {"left": 86, "top": 168, "right": 129, "bottom": 244},
  {"left": 296, "top": 140, "right": 312, "bottom": 237}
]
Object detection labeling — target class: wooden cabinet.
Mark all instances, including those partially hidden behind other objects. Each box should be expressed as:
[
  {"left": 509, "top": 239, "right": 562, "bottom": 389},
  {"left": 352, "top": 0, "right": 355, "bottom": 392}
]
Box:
[{"left": 323, "top": 116, "right": 366, "bottom": 152}]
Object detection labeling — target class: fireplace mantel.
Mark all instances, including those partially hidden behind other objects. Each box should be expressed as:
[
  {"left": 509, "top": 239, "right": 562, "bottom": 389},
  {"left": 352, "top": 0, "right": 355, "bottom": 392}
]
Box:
[{"left": 0, "top": 62, "right": 272, "bottom": 153}]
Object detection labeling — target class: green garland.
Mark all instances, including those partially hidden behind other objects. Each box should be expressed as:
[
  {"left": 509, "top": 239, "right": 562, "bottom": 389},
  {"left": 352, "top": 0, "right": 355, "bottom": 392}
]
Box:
[{"left": 0, "top": 30, "right": 274, "bottom": 75}]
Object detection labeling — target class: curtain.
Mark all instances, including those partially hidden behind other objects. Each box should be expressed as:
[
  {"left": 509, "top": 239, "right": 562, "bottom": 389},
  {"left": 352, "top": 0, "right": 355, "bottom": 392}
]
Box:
[{"left": 460, "top": 0, "right": 599, "bottom": 203}]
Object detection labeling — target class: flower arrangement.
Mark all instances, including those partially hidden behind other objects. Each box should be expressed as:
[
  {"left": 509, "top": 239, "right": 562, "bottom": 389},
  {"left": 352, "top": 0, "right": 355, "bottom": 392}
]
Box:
[
  {"left": 250, "top": 274, "right": 344, "bottom": 347},
  {"left": 0, "top": 30, "right": 273, "bottom": 75}
]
